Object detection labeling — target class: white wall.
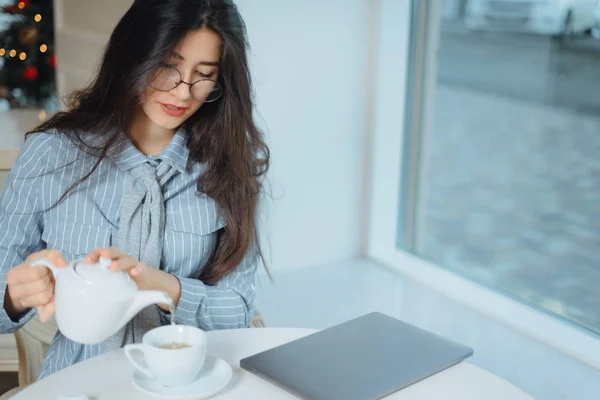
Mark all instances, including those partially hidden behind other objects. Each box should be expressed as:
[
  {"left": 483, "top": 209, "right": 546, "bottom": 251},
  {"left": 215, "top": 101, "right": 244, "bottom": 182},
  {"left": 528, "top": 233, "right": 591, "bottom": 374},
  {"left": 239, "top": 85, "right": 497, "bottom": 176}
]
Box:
[
  {"left": 53, "top": 0, "right": 132, "bottom": 98},
  {"left": 53, "top": 0, "right": 369, "bottom": 272},
  {"left": 236, "top": 0, "right": 367, "bottom": 271}
]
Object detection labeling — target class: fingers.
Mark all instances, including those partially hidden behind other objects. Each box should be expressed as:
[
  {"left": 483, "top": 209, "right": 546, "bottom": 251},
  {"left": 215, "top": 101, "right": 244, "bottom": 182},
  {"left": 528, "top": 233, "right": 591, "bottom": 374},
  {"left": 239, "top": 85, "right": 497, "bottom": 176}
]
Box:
[
  {"left": 9, "top": 250, "right": 66, "bottom": 285},
  {"left": 4, "top": 250, "right": 63, "bottom": 318},
  {"left": 37, "top": 295, "right": 55, "bottom": 323},
  {"left": 101, "top": 246, "right": 128, "bottom": 260},
  {"left": 84, "top": 248, "right": 104, "bottom": 264},
  {"left": 38, "top": 306, "right": 53, "bottom": 323},
  {"left": 7, "top": 265, "right": 52, "bottom": 287},
  {"left": 21, "top": 250, "right": 66, "bottom": 281},
  {"left": 19, "top": 285, "right": 54, "bottom": 309},
  {"left": 7, "top": 273, "right": 52, "bottom": 299},
  {"left": 85, "top": 247, "right": 129, "bottom": 266},
  {"left": 129, "top": 264, "right": 144, "bottom": 276},
  {"left": 87, "top": 246, "right": 138, "bottom": 271},
  {"left": 26, "top": 249, "right": 67, "bottom": 268},
  {"left": 47, "top": 250, "right": 67, "bottom": 268},
  {"left": 110, "top": 255, "right": 140, "bottom": 272}
]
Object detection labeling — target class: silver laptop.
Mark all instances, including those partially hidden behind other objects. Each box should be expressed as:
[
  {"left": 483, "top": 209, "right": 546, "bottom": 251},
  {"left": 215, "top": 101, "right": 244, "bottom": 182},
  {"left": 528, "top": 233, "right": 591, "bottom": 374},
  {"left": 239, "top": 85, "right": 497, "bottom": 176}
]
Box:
[{"left": 240, "top": 312, "right": 473, "bottom": 400}]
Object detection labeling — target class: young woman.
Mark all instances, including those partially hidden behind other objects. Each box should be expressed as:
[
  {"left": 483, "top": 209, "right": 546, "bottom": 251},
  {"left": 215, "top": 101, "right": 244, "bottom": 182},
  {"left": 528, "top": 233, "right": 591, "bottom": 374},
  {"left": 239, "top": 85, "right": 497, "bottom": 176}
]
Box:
[{"left": 0, "top": 0, "right": 268, "bottom": 379}]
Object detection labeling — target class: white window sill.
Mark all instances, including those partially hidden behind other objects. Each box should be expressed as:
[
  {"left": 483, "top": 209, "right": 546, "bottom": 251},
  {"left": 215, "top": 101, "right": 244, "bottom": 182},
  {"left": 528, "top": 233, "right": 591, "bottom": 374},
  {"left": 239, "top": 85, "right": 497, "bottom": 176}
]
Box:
[{"left": 369, "top": 246, "right": 600, "bottom": 371}]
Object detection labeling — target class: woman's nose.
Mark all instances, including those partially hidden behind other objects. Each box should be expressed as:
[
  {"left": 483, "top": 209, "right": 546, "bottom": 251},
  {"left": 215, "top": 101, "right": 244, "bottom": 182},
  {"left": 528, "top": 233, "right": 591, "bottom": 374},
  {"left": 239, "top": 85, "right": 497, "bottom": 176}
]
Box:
[{"left": 171, "top": 81, "right": 192, "bottom": 101}]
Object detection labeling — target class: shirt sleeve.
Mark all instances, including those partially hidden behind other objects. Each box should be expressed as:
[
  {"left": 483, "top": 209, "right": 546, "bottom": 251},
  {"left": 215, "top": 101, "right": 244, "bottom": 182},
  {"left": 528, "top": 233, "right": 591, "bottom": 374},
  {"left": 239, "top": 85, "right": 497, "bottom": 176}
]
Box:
[
  {"left": 0, "top": 133, "right": 54, "bottom": 332},
  {"left": 169, "top": 243, "right": 259, "bottom": 330}
]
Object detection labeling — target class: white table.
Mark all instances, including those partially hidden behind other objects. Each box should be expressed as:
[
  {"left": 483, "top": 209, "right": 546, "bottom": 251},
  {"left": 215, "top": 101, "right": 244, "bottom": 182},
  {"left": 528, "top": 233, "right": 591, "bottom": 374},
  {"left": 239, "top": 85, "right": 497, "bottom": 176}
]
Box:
[{"left": 13, "top": 328, "right": 533, "bottom": 400}]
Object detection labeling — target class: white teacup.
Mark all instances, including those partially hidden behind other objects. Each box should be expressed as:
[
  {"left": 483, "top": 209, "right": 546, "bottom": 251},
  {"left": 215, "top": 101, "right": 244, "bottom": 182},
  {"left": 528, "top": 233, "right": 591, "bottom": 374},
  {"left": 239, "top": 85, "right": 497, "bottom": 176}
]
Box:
[{"left": 124, "top": 325, "right": 207, "bottom": 387}]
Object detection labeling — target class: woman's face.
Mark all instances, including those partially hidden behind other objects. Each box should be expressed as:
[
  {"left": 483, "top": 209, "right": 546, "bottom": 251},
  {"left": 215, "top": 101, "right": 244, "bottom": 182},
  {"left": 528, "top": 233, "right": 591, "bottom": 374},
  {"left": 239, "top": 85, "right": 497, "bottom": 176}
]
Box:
[{"left": 142, "top": 27, "right": 222, "bottom": 131}]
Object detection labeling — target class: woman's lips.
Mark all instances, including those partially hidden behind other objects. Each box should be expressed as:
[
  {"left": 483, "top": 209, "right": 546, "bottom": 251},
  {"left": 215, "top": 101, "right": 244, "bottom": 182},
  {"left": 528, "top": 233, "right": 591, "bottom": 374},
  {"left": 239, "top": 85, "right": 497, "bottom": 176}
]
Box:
[{"left": 160, "top": 103, "right": 187, "bottom": 117}]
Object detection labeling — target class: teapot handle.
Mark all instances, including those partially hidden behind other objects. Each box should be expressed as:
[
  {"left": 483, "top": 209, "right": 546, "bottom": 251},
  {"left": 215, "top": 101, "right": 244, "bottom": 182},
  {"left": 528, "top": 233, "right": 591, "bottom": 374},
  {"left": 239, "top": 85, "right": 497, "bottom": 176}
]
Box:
[{"left": 31, "top": 258, "right": 61, "bottom": 277}]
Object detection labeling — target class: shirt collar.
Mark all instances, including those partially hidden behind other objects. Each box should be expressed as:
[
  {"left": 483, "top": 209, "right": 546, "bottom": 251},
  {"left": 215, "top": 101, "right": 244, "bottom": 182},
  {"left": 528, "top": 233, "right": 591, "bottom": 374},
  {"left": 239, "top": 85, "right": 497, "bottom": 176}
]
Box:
[{"left": 112, "top": 129, "right": 190, "bottom": 173}]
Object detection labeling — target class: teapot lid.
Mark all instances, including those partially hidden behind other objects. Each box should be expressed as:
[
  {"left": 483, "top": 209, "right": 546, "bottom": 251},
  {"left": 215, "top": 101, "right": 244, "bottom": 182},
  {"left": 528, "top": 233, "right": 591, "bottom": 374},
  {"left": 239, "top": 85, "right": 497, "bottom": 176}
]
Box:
[{"left": 74, "top": 257, "right": 136, "bottom": 295}]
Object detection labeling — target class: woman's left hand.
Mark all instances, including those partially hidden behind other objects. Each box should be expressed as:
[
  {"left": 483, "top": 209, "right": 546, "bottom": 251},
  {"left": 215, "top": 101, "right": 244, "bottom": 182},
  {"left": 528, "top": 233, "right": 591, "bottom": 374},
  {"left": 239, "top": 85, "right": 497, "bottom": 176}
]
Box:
[
  {"left": 85, "top": 247, "right": 181, "bottom": 311},
  {"left": 85, "top": 247, "right": 155, "bottom": 291}
]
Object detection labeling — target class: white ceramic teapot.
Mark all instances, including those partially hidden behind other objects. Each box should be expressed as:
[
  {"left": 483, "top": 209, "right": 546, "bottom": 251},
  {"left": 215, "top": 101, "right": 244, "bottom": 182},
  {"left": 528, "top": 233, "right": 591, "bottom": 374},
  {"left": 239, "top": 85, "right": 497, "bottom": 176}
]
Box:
[{"left": 31, "top": 256, "right": 172, "bottom": 345}]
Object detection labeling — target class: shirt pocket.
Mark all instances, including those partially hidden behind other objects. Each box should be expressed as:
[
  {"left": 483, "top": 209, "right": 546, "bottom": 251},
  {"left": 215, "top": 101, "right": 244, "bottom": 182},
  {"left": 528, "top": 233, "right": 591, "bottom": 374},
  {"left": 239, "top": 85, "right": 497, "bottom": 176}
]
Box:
[
  {"left": 165, "top": 192, "right": 227, "bottom": 236},
  {"left": 163, "top": 194, "right": 226, "bottom": 277},
  {"left": 42, "top": 221, "right": 112, "bottom": 262}
]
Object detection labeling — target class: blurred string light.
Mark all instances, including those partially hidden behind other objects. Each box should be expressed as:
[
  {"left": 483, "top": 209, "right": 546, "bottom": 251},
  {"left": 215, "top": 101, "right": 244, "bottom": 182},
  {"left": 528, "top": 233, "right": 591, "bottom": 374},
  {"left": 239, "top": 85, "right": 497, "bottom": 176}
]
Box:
[
  {"left": 0, "top": 1, "right": 45, "bottom": 60},
  {"left": 0, "top": 46, "right": 48, "bottom": 62},
  {"left": 0, "top": 49, "right": 34, "bottom": 61},
  {"left": 0, "top": 1, "right": 55, "bottom": 108}
]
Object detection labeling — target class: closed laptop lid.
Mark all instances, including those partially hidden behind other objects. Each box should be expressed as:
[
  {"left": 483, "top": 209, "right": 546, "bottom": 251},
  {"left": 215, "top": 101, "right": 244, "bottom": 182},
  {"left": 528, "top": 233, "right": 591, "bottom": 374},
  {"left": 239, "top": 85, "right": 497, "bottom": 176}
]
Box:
[{"left": 240, "top": 312, "right": 474, "bottom": 400}]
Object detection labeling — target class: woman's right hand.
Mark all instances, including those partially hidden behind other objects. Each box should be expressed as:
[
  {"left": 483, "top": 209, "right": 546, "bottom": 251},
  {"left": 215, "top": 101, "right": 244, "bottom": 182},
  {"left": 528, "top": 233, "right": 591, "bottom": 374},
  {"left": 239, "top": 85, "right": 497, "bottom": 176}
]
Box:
[{"left": 4, "top": 250, "right": 67, "bottom": 322}]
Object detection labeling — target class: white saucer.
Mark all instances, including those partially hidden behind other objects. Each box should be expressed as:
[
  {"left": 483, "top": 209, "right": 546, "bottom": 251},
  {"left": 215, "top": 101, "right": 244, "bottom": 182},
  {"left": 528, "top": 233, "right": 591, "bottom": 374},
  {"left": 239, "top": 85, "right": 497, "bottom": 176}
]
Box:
[{"left": 132, "top": 356, "right": 233, "bottom": 399}]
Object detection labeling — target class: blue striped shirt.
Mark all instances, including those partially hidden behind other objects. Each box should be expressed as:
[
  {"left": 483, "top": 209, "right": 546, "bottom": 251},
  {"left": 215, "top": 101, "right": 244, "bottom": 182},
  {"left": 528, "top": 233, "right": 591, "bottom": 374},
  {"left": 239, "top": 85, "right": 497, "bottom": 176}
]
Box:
[{"left": 0, "top": 130, "right": 258, "bottom": 379}]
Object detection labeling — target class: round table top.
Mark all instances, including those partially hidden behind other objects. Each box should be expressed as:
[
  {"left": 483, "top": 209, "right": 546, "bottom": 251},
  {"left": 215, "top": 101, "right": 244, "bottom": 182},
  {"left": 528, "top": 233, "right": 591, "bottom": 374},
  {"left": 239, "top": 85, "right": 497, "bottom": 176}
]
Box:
[{"left": 13, "top": 328, "right": 533, "bottom": 400}]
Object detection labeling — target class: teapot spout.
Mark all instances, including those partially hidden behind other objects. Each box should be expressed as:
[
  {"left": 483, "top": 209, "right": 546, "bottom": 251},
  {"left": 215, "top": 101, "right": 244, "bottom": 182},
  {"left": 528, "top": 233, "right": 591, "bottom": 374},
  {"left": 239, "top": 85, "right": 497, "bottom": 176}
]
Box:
[{"left": 119, "top": 290, "right": 173, "bottom": 328}]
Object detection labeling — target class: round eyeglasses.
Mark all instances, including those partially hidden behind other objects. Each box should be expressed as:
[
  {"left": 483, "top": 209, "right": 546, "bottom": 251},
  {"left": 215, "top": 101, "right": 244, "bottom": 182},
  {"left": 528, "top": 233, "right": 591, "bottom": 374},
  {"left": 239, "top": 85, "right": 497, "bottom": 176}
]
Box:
[{"left": 148, "top": 65, "right": 223, "bottom": 103}]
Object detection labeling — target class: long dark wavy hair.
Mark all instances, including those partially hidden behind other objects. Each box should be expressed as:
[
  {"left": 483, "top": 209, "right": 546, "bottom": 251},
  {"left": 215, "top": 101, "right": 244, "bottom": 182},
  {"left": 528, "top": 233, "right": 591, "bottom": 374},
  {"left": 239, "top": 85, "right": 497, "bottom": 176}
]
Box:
[{"left": 28, "top": 0, "right": 269, "bottom": 285}]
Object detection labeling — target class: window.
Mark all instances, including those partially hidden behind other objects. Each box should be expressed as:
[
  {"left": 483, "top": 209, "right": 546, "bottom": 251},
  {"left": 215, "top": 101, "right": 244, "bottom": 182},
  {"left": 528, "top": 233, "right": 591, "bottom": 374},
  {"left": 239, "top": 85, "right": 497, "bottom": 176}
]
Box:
[{"left": 398, "top": 0, "right": 600, "bottom": 335}]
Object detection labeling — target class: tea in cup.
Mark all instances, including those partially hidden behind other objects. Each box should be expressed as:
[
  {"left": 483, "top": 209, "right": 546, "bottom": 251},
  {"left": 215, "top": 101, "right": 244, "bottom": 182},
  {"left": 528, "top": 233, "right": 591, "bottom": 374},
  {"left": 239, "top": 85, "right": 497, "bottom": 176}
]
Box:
[{"left": 124, "top": 324, "right": 207, "bottom": 387}]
